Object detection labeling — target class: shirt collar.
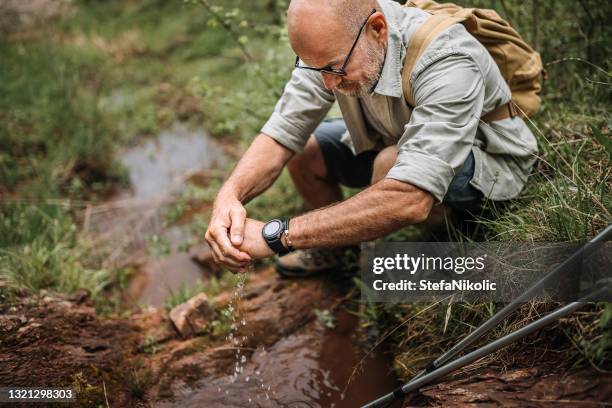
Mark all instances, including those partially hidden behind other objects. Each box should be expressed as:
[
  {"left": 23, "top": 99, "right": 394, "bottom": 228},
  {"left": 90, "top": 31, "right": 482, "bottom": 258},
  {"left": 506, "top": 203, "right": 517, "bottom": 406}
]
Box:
[{"left": 371, "top": 0, "right": 405, "bottom": 99}]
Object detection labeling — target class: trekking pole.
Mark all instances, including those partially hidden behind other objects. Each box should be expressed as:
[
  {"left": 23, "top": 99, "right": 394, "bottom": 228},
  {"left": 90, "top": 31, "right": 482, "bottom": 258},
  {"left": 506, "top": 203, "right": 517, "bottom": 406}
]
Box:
[
  {"left": 361, "top": 284, "right": 610, "bottom": 408},
  {"left": 408, "top": 223, "right": 612, "bottom": 382},
  {"left": 361, "top": 224, "right": 611, "bottom": 408}
]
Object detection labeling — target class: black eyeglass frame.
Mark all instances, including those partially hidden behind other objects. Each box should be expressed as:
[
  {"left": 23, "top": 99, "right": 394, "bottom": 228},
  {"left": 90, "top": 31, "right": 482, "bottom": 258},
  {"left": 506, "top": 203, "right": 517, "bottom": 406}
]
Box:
[{"left": 294, "top": 8, "right": 377, "bottom": 77}]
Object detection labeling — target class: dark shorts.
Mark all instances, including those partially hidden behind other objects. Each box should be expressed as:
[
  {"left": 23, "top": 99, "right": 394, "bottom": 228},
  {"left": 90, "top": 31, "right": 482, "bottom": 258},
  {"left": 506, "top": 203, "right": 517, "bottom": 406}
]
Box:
[{"left": 314, "top": 118, "right": 484, "bottom": 213}]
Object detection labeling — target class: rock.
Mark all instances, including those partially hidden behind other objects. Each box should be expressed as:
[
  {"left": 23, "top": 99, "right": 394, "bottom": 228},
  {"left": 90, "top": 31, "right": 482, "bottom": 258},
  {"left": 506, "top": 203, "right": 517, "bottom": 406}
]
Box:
[
  {"left": 68, "top": 288, "right": 91, "bottom": 304},
  {"left": 169, "top": 293, "right": 214, "bottom": 338},
  {"left": 212, "top": 291, "right": 234, "bottom": 309},
  {"left": 0, "top": 315, "right": 27, "bottom": 332}
]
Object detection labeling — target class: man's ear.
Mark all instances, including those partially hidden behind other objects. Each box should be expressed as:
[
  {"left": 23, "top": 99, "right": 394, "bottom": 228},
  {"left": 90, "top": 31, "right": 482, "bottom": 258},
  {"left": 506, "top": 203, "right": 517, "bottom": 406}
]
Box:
[{"left": 367, "top": 12, "right": 388, "bottom": 44}]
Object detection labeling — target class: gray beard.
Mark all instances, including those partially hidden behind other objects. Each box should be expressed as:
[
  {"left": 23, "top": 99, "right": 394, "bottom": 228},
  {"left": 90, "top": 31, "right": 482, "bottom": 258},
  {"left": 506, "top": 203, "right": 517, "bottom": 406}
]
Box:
[{"left": 336, "top": 42, "right": 385, "bottom": 97}]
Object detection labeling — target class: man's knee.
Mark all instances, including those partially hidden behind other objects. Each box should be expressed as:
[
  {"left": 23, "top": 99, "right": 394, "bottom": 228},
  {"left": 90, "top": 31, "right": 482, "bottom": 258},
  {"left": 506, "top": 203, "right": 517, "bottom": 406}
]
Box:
[
  {"left": 371, "top": 145, "right": 397, "bottom": 184},
  {"left": 287, "top": 135, "right": 326, "bottom": 178}
]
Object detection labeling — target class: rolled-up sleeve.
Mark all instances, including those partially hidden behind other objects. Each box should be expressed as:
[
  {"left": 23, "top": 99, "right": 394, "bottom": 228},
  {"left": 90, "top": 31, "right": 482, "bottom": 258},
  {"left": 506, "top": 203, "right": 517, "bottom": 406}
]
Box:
[
  {"left": 386, "top": 52, "right": 484, "bottom": 203},
  {"left": 261, "top": 68, "right": 335, "bottom": 153}
]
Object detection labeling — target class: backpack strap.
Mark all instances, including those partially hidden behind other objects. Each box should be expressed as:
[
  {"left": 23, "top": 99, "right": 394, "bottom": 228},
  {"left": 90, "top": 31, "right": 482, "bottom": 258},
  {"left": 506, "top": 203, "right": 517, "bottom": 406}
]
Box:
[
  {"left": 402, "top": 13, "right": 460, "bottom": 107},
  {"left": 402, "top": 13, "right": 517, "bottom": 122}
]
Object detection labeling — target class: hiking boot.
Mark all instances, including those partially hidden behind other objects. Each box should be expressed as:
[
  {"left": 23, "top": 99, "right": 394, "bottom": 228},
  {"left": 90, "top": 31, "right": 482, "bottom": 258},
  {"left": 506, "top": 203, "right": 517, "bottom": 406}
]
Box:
[{"left": 275, "top": 246, "right": 359, "bottom": 278}]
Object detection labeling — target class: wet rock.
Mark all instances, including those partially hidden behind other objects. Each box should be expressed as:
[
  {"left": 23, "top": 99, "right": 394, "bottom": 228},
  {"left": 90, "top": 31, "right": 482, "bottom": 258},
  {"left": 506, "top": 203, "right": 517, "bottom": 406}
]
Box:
[
  {"left": 212, "top": 291, "right": 233, "bottom": 308},
  {"left": 0, "top": 314, "right": 27, "bottom": 332},
  {"left": 133, "top": 308, "right": 177, "bottom": 349},
  {"left": 68, "top": 288, "right": 91, "bottom": 305},
  {"left": 17, "top": 321, "right": 42, "bottom": 335},
  {"left": 169, "top": 293, "right": 214, "bottom": 338}
]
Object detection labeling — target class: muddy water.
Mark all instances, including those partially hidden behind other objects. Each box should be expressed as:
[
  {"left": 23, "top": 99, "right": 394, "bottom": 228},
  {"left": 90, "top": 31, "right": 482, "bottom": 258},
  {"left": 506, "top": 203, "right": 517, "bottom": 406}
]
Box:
[
  {"left": 119, "top": 123, "right": 227, "bottom": 307},
  {"left": 160, "top": 310, "right": 401, "bottom": 408},
  {"left": 127, "top": 225, "right": 209, "bottom": 308},
  {"left": 120, "top": 122, "right": 227, "bottom": 199}
]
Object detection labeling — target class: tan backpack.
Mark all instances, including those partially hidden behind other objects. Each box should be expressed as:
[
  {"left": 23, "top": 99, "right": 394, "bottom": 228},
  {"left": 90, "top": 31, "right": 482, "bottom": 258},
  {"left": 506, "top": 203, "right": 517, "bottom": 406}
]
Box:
[{"left": 403, "top": 0, "right": 546, "bottom": 120}]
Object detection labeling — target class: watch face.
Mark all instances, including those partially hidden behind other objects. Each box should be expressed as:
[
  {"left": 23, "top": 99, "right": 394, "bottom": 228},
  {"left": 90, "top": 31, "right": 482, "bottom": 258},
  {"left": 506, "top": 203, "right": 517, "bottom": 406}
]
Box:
[{"left": 263, "top": 220, "right": 282, "bottom": 238}]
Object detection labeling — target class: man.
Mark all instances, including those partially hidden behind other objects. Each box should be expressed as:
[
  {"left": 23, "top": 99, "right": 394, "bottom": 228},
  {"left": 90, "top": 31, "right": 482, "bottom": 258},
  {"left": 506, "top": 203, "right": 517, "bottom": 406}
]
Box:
[{"left": 205, "top": 0, "right": 538, "bottom": 277}]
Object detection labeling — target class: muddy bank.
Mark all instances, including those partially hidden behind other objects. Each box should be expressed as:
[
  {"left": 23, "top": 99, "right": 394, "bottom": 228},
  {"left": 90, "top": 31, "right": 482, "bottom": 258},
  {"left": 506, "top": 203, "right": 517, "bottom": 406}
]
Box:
[
  {"left": 405, "top": 365, "right": 612, "bottom": 407},
  {"left": 0, "top": 290, "right": 145, "bottom": 407},
  {"left": 1, "top": 268, "right": 611, "bottom": 407}
]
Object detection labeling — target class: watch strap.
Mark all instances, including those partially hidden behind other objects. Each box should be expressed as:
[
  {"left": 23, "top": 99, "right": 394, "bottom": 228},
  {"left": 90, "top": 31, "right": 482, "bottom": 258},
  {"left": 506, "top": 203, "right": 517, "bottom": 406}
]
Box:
[{"left": 269, "top": 235, "right": 290, "bottom": 255}]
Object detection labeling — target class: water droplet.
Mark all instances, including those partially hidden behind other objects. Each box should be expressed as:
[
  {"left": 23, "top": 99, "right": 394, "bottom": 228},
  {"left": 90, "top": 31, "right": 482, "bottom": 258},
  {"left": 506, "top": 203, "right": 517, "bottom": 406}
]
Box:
[
  {"left": 255, "top": 370, "right": 260, "bottom": 376},
  {"left": 217, "top": 387, "right": 221, "bottom": 393},
  {"left": 225, "top": 390, "right": 229, "bottom": 395},
  {"left": 266, "top": 393, "right": 269, "bottom": 399},
  {"left": 241, "top": 318, "right": 246, "bottom": 326},
  {"left": 248, "top": 398, "right": 252, "bottom": 403},
  {"left": 245, "top": 376, "right": 250, "bottom": 382},
  {"left": 240, "top": 355, "right": 246, "bottom": 363}
]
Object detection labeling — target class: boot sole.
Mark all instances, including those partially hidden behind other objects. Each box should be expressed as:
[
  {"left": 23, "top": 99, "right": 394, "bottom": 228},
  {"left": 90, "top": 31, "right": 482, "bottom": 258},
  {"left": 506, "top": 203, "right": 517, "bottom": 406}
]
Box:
[{"left": 274, "top": 262, "right": 337, "bottom": 279}]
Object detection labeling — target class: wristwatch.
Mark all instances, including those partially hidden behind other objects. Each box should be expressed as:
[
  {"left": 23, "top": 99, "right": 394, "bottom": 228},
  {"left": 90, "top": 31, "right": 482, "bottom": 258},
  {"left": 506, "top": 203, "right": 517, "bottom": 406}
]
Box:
[{"left": 262, "top": 219, "right": 291, "bottom": 255}]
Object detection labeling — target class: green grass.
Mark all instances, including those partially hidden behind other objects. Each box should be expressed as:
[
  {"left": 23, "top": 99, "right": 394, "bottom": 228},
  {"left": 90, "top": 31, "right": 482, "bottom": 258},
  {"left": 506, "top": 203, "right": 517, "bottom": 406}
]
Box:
[
  {"left": 0, "top": 204, "right": 110, "bottom": 302},
  {"left": 373, "top": 0, "right": 611, "bottom": 378},
  {"left": 0, "top": 0, "right": 286, "bottom": 309},
  {"left": 0, "top": 0, "right": 609, "bottom": 380},
  {"left": 0, "top": 40, "right": 122, "bottom": 197}
]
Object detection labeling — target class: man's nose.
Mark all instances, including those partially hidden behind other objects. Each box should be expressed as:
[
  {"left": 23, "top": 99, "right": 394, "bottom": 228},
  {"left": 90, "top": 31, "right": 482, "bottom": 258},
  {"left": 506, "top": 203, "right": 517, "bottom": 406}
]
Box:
[{"left": 322, "top": 72, "right": 342, "bottom": 91}]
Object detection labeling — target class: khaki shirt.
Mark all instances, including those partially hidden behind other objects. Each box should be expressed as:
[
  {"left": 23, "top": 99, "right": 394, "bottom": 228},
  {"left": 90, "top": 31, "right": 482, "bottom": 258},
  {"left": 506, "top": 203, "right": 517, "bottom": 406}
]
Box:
[{"left": 261, "top": 0, "right": 538, "bottom": 203}]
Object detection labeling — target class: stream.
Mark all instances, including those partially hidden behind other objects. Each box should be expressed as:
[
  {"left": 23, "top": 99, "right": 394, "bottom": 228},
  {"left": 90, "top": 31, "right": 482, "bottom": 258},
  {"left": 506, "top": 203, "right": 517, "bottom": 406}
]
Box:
[
  {"left": 158, "top": 308, "right": 401, "bottom": 408},
  {"left": 118, "top": 122, "right": 226, "bottom": 308},
  {"left": 112, "top": 122, "right": 401, "bottom": 406}
]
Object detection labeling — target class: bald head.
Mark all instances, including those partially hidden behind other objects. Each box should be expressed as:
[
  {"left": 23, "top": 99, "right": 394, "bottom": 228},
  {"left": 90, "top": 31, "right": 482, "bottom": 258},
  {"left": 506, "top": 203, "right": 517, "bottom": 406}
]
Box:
[
  {"left": 287, "top": 0, "right": 379, "bottom": 65},
  {"left": 288, "top": 0, "right": 386, "bottom": 97},
  {"left": 288, "top": 0, "right": 378, "bottom": 35}
]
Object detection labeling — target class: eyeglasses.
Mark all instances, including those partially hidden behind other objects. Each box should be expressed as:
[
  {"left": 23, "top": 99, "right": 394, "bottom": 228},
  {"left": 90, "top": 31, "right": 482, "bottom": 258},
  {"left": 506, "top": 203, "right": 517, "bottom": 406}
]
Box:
[{"left": 294, "top": 8, "right": 377, "bottom": 77}]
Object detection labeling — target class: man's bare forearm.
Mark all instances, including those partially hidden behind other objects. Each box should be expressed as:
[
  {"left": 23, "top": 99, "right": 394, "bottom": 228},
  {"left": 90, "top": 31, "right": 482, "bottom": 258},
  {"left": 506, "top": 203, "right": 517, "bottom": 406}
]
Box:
[
  {"left": 289, "top": 179, "right": 434, "bottom": 248},
  {"left": 219, "top": 133, "right": 294, "bottom": 203}
]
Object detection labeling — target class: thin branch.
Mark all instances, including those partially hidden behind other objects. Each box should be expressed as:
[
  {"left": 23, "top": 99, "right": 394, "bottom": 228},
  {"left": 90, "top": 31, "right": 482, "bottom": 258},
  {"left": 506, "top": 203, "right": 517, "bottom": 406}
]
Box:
[{"left": 196, "top": 0, "right": 253, "bottom": 62}]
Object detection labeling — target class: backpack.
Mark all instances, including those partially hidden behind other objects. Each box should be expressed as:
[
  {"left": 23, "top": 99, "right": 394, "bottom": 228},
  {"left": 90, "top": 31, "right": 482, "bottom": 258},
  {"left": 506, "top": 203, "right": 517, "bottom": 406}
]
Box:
[{"left": 402, "top": 0, "right": 546, "bottom": 119}]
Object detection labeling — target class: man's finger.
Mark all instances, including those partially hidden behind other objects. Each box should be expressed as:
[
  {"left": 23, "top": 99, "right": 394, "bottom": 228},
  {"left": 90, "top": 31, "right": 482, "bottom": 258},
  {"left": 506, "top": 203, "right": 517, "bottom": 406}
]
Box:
[
  {"left": 209, "top": 239, "right": 250, "bottom": 269},
  {"left": 212, "top": 227, "right": 251, "bottom": 262},
  {"left": 208, "top": 239, "right": 224, "bottom": 263},
  {"left": 229, "top": 206, "right": 246, "bottom": 246}
]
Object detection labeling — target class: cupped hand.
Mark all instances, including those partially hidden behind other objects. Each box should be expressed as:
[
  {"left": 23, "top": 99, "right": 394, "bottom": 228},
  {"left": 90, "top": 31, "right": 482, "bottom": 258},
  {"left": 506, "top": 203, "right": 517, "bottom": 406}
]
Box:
[{"left": 204, "top": 195, "right": 252, "bottom": 272}]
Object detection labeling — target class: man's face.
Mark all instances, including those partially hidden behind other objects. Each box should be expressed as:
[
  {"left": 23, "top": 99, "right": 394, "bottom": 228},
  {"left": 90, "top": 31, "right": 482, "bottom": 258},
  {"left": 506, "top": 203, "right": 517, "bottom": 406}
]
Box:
[
  {"left": 289, "top": 9, "right": 387, "bottom": 98},
  {"left": 331, "top": 38, "right": 385, "bottom": 97}
]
